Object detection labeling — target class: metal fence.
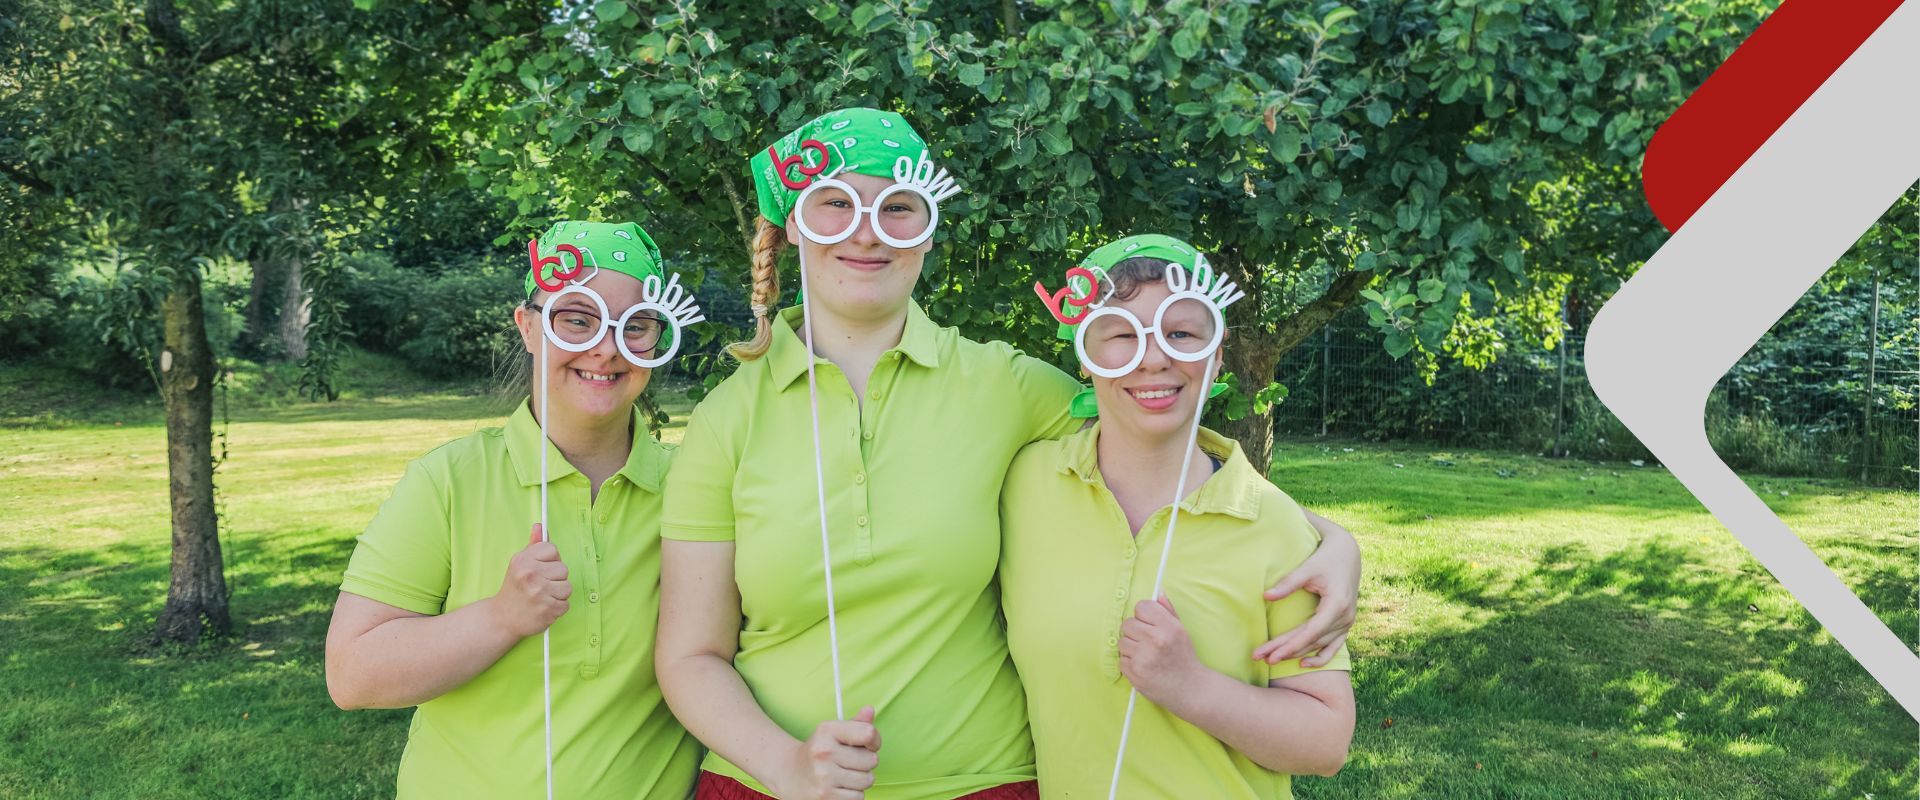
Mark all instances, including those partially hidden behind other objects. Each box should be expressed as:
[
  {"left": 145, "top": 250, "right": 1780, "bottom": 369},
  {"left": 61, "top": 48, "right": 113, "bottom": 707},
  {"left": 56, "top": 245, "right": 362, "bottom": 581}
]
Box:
[{"left": 1270, "top": 310, "right": 1918, "bottom": 488}]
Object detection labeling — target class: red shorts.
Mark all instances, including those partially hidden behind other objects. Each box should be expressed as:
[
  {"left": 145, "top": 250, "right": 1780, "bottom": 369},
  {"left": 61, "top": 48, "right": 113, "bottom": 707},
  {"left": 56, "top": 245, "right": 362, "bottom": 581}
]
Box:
[{"left": 694, "top": 771, "right": 1040, "bottom": 800}]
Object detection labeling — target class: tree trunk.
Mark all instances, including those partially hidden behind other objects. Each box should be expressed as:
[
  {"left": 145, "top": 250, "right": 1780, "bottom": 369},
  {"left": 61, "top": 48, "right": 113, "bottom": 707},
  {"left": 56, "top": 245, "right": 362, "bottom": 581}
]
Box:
[
  {"left": 1219, "top": 333, "right": 1282, "bottom": 474},
  {"left": 1214, "top": 260, "right": 1375, "bottom": 475},
  {"left": 238, "top": 250, "right": 287, "bottom": 357},
  {"left": 145, "top": 0, "right": 231, "bottom": 644},
  {"left": 240, "top": 195, "right": 311, "bottom": 361},
  {"left": 153, "top": 261, "right": 230, "bottom": 643},
  {"left": 276, "top": 248, "right": 308, "bottom": 361}
]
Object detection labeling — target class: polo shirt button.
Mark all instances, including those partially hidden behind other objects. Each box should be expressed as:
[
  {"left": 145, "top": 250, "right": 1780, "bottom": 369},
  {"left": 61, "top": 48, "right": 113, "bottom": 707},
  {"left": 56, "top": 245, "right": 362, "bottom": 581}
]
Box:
[
  {"left": 856, "top": 515, "right": 869, "bottom": 527},
  {"left": 1108, "top": 635, "right": 1118, "bottom": 646},
  {"left": 854, "top": 472, "right": 866, "bottom": 484},
  {"left": 588, "top": 591, "right": 599, "bottom": 604},
  {"left": 1115, "top": 589, "right": 1125, "bottom": 599},
  {"left": 869, "top": 388, "right": 882, "bottom": 400},
  {"left": 862, "top": 430, "right": 873, "bottom": 440},
  {"left": 588, "top": 635, "right": 599, "bottom": 647}
]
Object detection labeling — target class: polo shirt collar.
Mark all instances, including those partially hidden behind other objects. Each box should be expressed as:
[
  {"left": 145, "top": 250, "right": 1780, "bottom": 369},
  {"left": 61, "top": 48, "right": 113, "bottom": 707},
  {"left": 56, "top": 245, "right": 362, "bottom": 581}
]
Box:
[
  {"left": 505, "top": 400, "right": 670, "bottom": 492},
  {"left": 1057, "top": 422, "right": 1263, "bottom": 521},
  {"left": 768, "top": 302, "right": 943, "bottom": 391}
]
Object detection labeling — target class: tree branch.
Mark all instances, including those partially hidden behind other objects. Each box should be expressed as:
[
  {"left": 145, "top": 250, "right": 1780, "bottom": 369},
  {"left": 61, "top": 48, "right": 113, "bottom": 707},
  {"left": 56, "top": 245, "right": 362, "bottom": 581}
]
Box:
[
  {"left": 1271, "top": 269, "right": 1372, "bottom": 354},
  {"left": 145, "top": 0, "right": 192, "bottom": 56},
  {"left": 194, "top": 38, "right": 248, "bottom": 67},
  {"left": 715, "top": 162, "right": 755, "bottom": 254},
  {"left": 0, "top": 161, "right": 54, "bottom": 194}
]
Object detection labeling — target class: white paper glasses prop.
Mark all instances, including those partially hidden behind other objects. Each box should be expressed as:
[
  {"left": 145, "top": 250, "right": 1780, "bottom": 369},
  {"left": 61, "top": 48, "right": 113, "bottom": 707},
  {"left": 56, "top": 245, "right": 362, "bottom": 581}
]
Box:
[
  {"left": 538, "top": 272, "right": 708, "bottom": 367},
  {"left": 1042, "top": 255, "right": 1246, "bottom": 379},
  {"left": 771, "top": 139, "right": 966, "bottom": 721},
  {"left": 526, "top": 236, "right": 704, "bottom": 800},
  {"left": 790, "top": 145, "right": 962, "bottom": 249},
  {"left": 1040, "top": 254, "right": 1244, "bottom": 800}
]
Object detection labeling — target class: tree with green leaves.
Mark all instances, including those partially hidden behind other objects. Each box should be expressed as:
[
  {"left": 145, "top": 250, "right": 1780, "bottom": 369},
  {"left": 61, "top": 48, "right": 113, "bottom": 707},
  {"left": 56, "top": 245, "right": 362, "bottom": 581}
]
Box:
[
  {"left": 0, "top": 0, "right": 538, "bottom": 642},
  {"left": 472, "top": 0, "right": 1772, "bottom": 469}
]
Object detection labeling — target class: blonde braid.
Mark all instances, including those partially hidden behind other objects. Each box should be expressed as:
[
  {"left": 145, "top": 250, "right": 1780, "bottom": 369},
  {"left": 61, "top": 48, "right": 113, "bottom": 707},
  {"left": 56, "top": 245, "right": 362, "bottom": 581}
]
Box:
[{"left": 726, "top": 217, "right": 786, "bottom": 361}]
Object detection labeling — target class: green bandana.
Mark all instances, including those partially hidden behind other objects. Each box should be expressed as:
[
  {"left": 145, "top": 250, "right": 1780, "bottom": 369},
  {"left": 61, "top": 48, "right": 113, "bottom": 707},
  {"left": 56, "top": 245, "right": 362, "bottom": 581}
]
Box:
[
  {"left": 524, "top": 220, "right": 664, "bottom": 297},
  {"left": 1052, "top": 234, "right": 1205, "bottom": 341},
  {"left": 1046, "top": 234, "right": 1230, "bottom": 418},
  {"left": 748, "top": 108, "right": 931, "bottom": 224}
]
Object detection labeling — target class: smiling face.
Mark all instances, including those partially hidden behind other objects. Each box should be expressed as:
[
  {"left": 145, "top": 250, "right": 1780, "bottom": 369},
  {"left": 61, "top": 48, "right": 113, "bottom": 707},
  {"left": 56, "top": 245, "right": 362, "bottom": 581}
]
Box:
[
  {"left": 786, "top": 171, "right": 932, "bottom": 323},
  {"left": 513, "top": 269, "right": 653, "bottom": 423},
  {"left": 1084, "top": 263, "right": 1223, "bottom": 442}
]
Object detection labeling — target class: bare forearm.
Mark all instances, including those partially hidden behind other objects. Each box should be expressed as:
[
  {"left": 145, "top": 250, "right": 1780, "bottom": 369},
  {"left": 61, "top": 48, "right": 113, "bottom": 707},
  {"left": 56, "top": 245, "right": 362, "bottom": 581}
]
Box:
[
  {"left": 328, "top": 599, "right": 521, "bottom": 709},
  {"left": 1162, "top": 669, "right": 1354, "bottom": 776},
  {"left": 657, "top": 652, "right": 803, "bottom": 789}
]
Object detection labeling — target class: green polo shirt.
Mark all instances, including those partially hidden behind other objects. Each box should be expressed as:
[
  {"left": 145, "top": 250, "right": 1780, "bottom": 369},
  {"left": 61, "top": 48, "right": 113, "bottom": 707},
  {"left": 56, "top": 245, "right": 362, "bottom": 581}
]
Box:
[
  {"left": 662, "top": 303, "right": 1083, "bottom": 799},
  {"left": 999, "top": 423, "right": 1351, "bottom": 800},
  {"left": 341, "top": 402, "right": 700, "bottom": 800}
]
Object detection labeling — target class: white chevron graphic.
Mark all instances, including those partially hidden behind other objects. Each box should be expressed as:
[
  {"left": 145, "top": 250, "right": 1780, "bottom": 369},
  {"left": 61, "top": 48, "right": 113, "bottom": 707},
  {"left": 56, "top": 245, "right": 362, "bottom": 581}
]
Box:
[{"left": 1587, "top": 2, "right": 1920, "bottom": 719}]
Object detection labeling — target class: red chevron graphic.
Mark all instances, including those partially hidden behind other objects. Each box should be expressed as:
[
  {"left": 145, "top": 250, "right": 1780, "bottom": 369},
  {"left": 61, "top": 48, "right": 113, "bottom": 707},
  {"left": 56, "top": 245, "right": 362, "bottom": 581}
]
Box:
[{"left": 1640, "top": 0, "right": 1904, "bottom": 232}]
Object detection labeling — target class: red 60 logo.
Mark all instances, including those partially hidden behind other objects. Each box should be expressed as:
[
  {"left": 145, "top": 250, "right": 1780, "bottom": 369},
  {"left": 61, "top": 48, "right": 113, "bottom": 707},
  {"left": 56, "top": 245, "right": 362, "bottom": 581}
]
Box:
[
  {"left": 769, "top": 139, "right": 833, "bottom": 190},
  {"left": 1034, "top": 266, "right": 1106, "bottom": 325},
  {"left": 528, "top": 238, "right": 588, "bottom": 293}
]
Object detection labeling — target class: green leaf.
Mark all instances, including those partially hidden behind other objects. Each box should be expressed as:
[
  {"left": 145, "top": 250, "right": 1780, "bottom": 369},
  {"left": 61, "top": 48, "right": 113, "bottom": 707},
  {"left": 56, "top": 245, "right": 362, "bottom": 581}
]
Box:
[
  {"left": 1417, "top": 278, "right": 1446, "bottom": 303},
  {"left": 851, "top": 3, "right": 879, "bottom": 31},
  {"left": 620, "top": 126, "right": 654, "bottom": 153},
  {"left": 1366, "top": 100, "right": 1391, "bottom": 127},
  {"left": 1065, "top": 153, "right": 1094, "bottom": 187},
  {"left": 594, "top": 0, "right": 628, "bottom": 23},
  {"left": 1464, "top": 142, "right": 1503, "bottom": 166},
  {"left": 1038, "top": 126, "right": 1072, "bottom": 155},
  {"left": 1384, "top": 329, "right": 1414, "bottom": 358},
  {"left": 1448, "top": 220, "right": 1488, "bottom": 250},
  {"left": 1322, "top": 7, "right": 1358, "bottom": 30},
  {"left": 958, "top": 62, "right": 986, "bottom": 88},
  {"left": 1417, "top": 317, "right": 1450, "bottom": 350},
  {"left": 623, "top": 85, "right": 653, "bottom": 116},
  {"left": 1171, "top": 29, "right": 1201, "bottom": 59},
  {"left": 1175, "top": 101, "right": 1211, "bottom": 117},
  {"left": 1270, "top": 125, "right": 1302, "bottom": 163}
]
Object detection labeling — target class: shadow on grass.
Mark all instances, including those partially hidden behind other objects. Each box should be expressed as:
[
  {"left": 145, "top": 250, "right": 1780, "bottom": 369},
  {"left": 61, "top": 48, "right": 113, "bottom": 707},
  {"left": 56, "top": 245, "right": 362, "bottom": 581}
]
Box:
[
  {"left": 1319, "top": 541, "right": 1919, "bottom": 799},
  {"left": 0, "top": 534, "right": 407, "bottom": 799}
]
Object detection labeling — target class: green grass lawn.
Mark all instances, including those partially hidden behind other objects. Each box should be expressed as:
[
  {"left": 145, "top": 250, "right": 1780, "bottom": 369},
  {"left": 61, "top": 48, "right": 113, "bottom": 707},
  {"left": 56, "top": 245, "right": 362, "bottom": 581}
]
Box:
[{"left": 1, "top": 355, "right": 1913, "bottom": 799}]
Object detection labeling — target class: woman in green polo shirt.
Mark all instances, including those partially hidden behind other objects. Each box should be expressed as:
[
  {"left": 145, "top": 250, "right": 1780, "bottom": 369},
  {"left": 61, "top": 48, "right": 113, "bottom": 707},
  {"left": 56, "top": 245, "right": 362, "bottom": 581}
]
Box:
[
  {"left": 655, "top": 110, "right": 1361, "bottom": 800},
  {"left": 1001, "top": 236, "right": 1356, "bottom": 799},
  {"left": 326, "top": 221, "right": 702, "bottom": 799}
]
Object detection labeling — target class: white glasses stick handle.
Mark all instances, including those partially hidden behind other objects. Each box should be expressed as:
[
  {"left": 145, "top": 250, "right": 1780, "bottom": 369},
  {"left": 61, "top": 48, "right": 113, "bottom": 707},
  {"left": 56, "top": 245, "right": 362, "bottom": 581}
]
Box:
[
  {"left": 1108, "top": 353, "right": 1215, "bottom": 800},
  {"left": 798, "top": 248, "right": 848, "bottom": 721}
]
